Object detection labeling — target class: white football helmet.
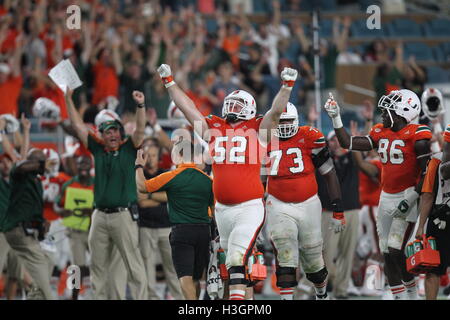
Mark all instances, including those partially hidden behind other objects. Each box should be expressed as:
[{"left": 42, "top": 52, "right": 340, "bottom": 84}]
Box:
[
  {"left": 167, "top": 101, "right": 186, "bottom": 120},
  {"left": 222, "top": 90, "right": 256, "bottom": 121},
  {"left": 0, "top": 114, "right": 19, "bottom": 133},
  {"left": 94, "top": 109, "right": 121, "bottom": 128},
  {"left": 421, "top": 88, "right": 444, "bottom": 120},
  {"left": 378, "top": 89, "right": 421, "bottom": 124},
  {"left": 275, "top": 102, "right": 299, "bottom": 138},
  {"left": 32, "top": 98, "right": 61, "bottom": 121},
  {"left": 43, "top": 148, "right": 60, "bottom": 177}
]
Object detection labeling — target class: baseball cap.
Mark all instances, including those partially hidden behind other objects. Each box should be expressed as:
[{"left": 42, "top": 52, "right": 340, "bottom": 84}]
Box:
[{"left": 99, "top": 120, "right": 121, "bottom": 132}]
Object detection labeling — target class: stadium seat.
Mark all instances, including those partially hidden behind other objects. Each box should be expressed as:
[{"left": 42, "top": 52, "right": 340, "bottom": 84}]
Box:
[
  {"left": 350, "top": 19, "right": 385, "bottom": 38},
  {"left": 433, "top": 46, "right": 446, "bottom": 62},
  {"left": 423, "top": 19, "right": 450, "bottom": 38},
  {"left": 426, "top": 66, "right": 450, "bottom": 84},
  {"left": 441, "top": 42, "right": 450, "bottom": 61},
  {"left": 319, "top": 19, "right": 334, "bottom": 38},
  {"left": 358, "top": 0, "right": 381, "bottom": 11},
  {"left": 403, "top": 42, "right": 434, "bottom": 61},
  {"left": 281, "top": 40, "right": 301, "bottom": 64},
  {"left": 252, "top": 0, "right": 271, "bottom": 13},
  {"left": 300, "top": 0, "right": 336, "bottom": 12},
  {"left": 385, "top": 19, "right": 423, "bottom": 38}
]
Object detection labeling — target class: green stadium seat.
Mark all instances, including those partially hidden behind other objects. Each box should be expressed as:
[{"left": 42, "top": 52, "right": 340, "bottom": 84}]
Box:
[
  {"left": 404, "top": 42, "right": 434, "bottom": 61},
  {"left": 423, "top": 19, "right": 450, "bottom": 38},
  {"left": 350, "top": 19, "right": 385, "bottom": 38},
  {"left": 385, "top": 19, "right": 423, "bottom": 38}
]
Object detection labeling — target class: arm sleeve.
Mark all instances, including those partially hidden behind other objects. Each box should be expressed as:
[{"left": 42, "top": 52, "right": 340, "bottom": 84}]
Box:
[
  {"left": 422, "top": 158, "right": 440, "bottom": 193},
  {"left": 144, "top": 171, "right": 176, "bottom": 193},
  {"left": 414, "top": 125, "right": 433, "bottom": 142},
  {"left": 444, "top": 124, "right": 450, "bottom": 143},
  {"left": 368, "top": 124, "right": 382, "bottom": 145}
]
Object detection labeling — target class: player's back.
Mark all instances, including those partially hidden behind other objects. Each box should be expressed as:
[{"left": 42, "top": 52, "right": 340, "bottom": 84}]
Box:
[
  {"left": 266, "top": 126, "right": 326, "bottom": 203},
  {"left": 369, "top": 123, "right": 432, "bottom": 194},
  {"left": 205, "top": 115, "right": 265, "bottom": 204}
]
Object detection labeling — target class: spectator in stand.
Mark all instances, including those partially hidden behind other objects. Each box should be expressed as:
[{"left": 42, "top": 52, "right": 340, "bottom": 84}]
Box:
[
  {"left": 401, "top": 56, "right": 426, "bottom": 98},
  {"left": 0, "top": 32, "right": 23, "bottom": 117},
  {"left": 364, "top": 38, "right": 389, "bottom": 63}
]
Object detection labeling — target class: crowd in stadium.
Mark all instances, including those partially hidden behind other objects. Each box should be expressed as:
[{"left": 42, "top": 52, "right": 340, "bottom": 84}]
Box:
[{"left": 0, "top": 0, "right": 449, "bottom": 300}]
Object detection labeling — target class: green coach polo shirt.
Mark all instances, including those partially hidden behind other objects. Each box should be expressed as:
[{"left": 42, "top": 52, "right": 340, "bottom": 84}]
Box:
[
  {"left": 87, "top": 133, "right": 138, "bottom": 209},
  {"left": 144, "top": 163, "right": 213, "bottom": 225},
  {"left": 1, "top": 164, "right": 44, "bottom": 232}
]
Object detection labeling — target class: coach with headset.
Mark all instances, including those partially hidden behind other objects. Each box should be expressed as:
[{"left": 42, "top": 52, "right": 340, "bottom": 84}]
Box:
[{"left": 65, "top": 89, "right": 148, "bottom": 300}]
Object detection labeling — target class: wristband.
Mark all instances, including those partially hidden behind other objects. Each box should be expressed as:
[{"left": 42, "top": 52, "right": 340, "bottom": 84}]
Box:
[
  {"left": 332, "top": 212, "right": 344, "bottom": 220},
  {"left": 161, "top": 76, "right": 175, "bottom": 88},
  {"left": 137, "top": 103, "right": 145, "bottom": 109},
  {"left": 282, "top": 80, "right": 295, "bottom": 88},
  {"left": 134, "top": 164, "right": 144, "bottom": 170},
  {"left": 331, "top": 116, "right": 343, "bottom": 129}
]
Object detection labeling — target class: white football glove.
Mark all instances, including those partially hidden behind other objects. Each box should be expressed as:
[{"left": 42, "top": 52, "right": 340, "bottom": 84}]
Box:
[
  {"left": 280, "top": 67, "right": 298, "bottom": 87},
  {"left": 324, "top": 92, "right": 343, "bottom": 128},
  {"left": 330, "top": 211, "right": 346, "bottom": 233},
  {"left": 0, "top": 114, "right": 20, "bottom": 133},
  {"left": 388, "top": 189, "right": 419, "bottom": 219},
  {"left": 157, "top": 64, "right": 176, "bottom": 88}
]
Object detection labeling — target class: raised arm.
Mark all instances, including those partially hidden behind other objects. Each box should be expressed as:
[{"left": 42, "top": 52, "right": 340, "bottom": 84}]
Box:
[
  {"left": 135, "top": 149, "right": 148, "bottom": 193},
  {"left": 157, "top": 64, "right": 208, "bottom": 140},
  {"left": 131, "top": 91, "right": 147, "bottom": 148},
  {"left": 259, "top": 67, "right": 298, "bottom": 145},
  {"left": 324, "top": 93, "right": 374, "bottom": 151},
  {"left": 0, "top": 118, "right": 19, "bottom": 162},
  {"left": 65, "top": 89, "right": 88, "bottom": 147},
  {"left": 20, "top": 114, "right": 31, "bottom": 160}
]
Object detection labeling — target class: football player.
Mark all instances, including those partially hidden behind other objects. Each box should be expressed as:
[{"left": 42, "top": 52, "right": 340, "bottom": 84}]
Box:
[
  {"left": 324, "top": 89, "right": 432, "bottom": 299},
  {"left": 265, "top": 102, "right": 344, "bottom": 300},
  {"left": 157, "top": 63, "right": 298, "bottom": 300}
]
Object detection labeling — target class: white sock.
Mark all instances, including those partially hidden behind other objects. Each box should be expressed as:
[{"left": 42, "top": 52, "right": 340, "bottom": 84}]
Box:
[
  {"left": 403, "top": 279, "right": 418, "bottom": 300},
  {"left": 229, "top": 289, "right": 246, "bottom": 300},
  {"left": 390, "top": 285, "right": 406, "bottom": 300},
  {"left": 279, "top": 287, "right": 294, "bottom": 300}
]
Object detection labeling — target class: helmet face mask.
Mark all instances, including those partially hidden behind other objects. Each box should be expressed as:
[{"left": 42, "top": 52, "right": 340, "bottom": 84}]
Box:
[
  {"left": 222, "top": 90, "right": 256, "bottom": 121},
  {"left": 275, "top": 102, "right": 299, "bottom": 139}
]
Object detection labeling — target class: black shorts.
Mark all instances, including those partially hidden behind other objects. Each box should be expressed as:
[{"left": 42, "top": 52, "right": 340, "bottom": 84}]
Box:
[
  {"left": 426, "top": 214, "right": 450, "bottom": 276},
  {"left": 169, "top": 224, "right": 211, "bottom": 280}
]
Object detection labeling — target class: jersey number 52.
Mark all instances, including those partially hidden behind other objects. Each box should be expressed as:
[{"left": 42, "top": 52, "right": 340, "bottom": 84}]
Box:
[{"left": 378, "top": 139, "right": 405, "bottom": 164}]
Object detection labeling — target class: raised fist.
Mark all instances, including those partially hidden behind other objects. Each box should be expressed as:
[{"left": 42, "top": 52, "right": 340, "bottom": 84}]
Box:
[
  {"left": 324, "top": 92, "right": 340, "bottom": 118},
  {"left": 280, "top": 67, "right": 298, "bottom": 87},
  {"left": 157, "top": 64, "right": 172, "bottom": 78},
  {"left": 157, "top": 64, "right": 175, "bottom": 88}
]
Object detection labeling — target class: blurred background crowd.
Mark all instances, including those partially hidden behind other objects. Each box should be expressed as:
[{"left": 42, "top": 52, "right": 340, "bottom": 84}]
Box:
[{"left": 0, "top": 0, "right": 450, "bottom": 299}]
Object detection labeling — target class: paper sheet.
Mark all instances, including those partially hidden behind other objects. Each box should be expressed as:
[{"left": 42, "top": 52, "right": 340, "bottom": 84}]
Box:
[{"left": 48, "top": 59, "right": 83, "bottom": 93}]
